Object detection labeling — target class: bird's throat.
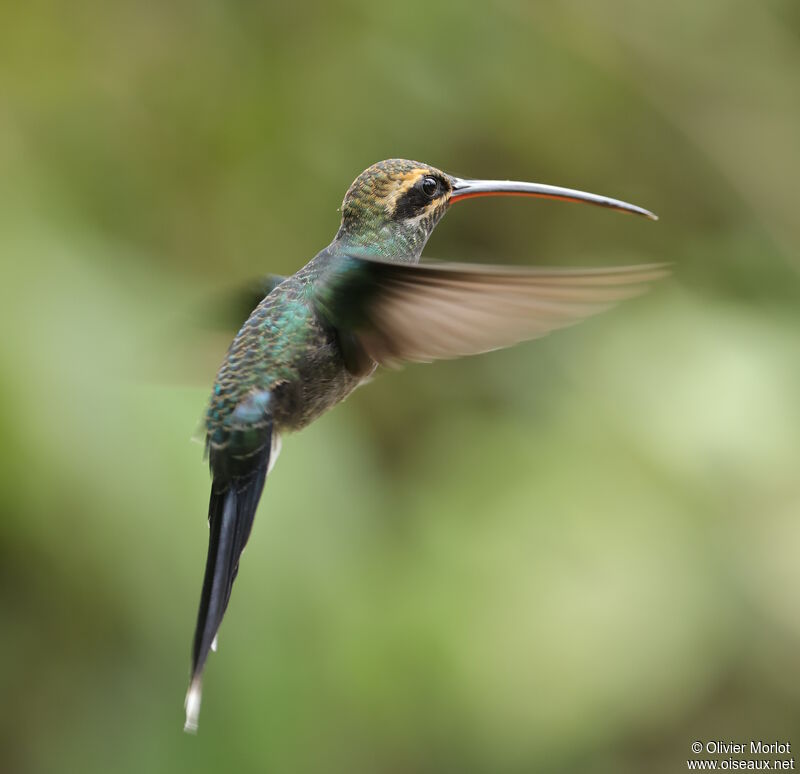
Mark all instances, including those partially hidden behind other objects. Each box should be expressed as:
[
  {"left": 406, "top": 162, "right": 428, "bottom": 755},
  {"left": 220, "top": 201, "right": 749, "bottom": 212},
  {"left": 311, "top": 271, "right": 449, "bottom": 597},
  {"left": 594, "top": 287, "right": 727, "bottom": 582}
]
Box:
[{"left": 333, "top": 225, "right": 426, "bottom": 262}]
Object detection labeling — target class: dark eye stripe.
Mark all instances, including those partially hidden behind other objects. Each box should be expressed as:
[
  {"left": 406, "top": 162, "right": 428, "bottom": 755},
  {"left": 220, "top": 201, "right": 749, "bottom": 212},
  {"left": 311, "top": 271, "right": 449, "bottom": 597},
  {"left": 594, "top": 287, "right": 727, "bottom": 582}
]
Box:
[{"left": 393, "top": 175, "right": 444, "bottom": 220}]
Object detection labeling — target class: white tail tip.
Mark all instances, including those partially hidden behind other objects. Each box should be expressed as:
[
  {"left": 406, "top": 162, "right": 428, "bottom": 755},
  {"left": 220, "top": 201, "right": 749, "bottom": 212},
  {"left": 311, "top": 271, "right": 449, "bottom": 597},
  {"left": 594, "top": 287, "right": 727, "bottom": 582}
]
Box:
[
  {"left": 211, "top": 634, "right": 218, "bottom": 652},
  {"left": 183, "top": 677, "right": 203, "bottom": 733}
]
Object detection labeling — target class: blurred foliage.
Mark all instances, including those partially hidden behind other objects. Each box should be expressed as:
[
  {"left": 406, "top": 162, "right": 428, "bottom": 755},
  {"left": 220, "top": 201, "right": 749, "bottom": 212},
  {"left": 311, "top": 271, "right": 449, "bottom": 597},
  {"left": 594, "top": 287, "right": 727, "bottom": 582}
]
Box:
[{"left": 1, "top": 1, "right": 799, "bottom": 772}]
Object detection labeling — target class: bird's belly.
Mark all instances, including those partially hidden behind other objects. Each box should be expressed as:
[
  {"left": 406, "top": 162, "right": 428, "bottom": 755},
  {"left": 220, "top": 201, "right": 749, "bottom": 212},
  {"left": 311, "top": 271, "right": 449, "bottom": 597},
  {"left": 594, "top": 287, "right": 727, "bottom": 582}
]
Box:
[{"left": 270, "top": 338, "right": 368, "bottom": 432}]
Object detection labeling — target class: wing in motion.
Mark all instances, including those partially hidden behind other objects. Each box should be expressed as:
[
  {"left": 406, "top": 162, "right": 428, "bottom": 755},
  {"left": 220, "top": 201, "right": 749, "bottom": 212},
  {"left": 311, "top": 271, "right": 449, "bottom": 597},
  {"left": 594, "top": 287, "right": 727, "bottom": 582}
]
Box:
[
  {"left": 202, "top": 274, "right": 288, "bottom": 333},
  {"left": 315, "top": 257, "right": 669, "bottom": 368}
]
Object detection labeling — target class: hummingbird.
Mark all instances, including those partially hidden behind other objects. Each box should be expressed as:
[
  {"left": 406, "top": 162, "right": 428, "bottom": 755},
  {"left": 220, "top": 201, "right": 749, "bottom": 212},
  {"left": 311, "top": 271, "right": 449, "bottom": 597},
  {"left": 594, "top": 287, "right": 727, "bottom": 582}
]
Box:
[{"left": 184, "top": 158, "right": 664, "bottom": 731}]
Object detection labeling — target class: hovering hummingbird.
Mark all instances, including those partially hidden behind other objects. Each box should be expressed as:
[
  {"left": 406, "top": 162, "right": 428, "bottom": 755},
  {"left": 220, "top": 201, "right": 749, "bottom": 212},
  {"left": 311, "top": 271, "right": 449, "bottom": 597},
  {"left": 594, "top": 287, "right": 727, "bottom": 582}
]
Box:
[{"left": 184, "top": 158, "right": 664, "bottom": 731}]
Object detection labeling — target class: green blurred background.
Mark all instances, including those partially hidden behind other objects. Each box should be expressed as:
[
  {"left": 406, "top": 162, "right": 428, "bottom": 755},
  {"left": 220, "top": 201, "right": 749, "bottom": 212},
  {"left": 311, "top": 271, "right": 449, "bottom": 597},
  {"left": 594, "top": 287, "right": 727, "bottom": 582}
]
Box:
[{"left": 2, "top": 1, "right": 799, "bottom": 772}]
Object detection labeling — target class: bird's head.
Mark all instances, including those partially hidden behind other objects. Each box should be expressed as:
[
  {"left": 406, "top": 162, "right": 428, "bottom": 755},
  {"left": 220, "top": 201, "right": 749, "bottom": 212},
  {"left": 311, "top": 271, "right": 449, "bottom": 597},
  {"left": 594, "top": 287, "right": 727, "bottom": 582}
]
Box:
[
  {"left": 336, "top": 159, "right": 453, "bottom": 259},
  {"left": 335, "top": 158, "right": 657, "bottom": 260}
]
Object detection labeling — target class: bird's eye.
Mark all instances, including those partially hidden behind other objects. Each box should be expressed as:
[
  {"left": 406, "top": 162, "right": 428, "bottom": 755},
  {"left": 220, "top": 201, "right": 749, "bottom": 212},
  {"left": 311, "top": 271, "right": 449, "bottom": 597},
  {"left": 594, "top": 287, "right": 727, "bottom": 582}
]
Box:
[{"left": 421, "top": 176, "right": 439, "bottom": 198}]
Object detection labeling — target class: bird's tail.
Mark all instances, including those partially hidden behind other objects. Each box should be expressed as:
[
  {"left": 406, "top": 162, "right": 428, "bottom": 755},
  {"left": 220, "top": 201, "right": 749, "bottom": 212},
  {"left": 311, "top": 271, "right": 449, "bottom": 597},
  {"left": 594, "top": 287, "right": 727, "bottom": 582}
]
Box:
[{"left": 184, "top": 427, "right": 273, "bottom": 733}]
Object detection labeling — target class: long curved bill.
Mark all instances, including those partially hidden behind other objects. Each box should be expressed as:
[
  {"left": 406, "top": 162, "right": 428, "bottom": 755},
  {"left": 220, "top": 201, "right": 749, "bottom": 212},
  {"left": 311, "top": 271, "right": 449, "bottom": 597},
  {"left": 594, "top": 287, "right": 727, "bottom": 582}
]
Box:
[{"left": 449, "top": 177, "right": 658, "bottom": 220}]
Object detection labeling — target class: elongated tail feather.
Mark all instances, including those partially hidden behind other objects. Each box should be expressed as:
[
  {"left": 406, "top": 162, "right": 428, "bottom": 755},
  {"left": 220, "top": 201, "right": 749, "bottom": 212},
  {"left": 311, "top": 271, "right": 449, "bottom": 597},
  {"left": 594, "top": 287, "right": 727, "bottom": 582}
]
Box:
[{"left": 184, "top": 428, "right": 272, "bottom": 733}]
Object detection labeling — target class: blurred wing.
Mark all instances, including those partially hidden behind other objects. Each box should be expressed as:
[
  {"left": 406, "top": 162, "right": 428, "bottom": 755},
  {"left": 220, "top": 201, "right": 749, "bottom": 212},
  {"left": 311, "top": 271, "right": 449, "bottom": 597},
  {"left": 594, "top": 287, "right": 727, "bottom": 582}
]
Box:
[
  {"left": 317, "top": 257, "right": 669, "bottom": 367},
  {"left": 150, "top": 274, "right": 288, "bottom": 388},
  {"left": 203, "top": 274, "right": 287, "bottom": 333}
]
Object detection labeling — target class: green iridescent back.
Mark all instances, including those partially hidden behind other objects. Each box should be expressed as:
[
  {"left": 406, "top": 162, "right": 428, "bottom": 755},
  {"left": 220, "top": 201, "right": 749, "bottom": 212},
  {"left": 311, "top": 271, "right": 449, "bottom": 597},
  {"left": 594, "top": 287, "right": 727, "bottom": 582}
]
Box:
[{"left": 205, "top": 253, "right": 362, "bottom": 451}]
